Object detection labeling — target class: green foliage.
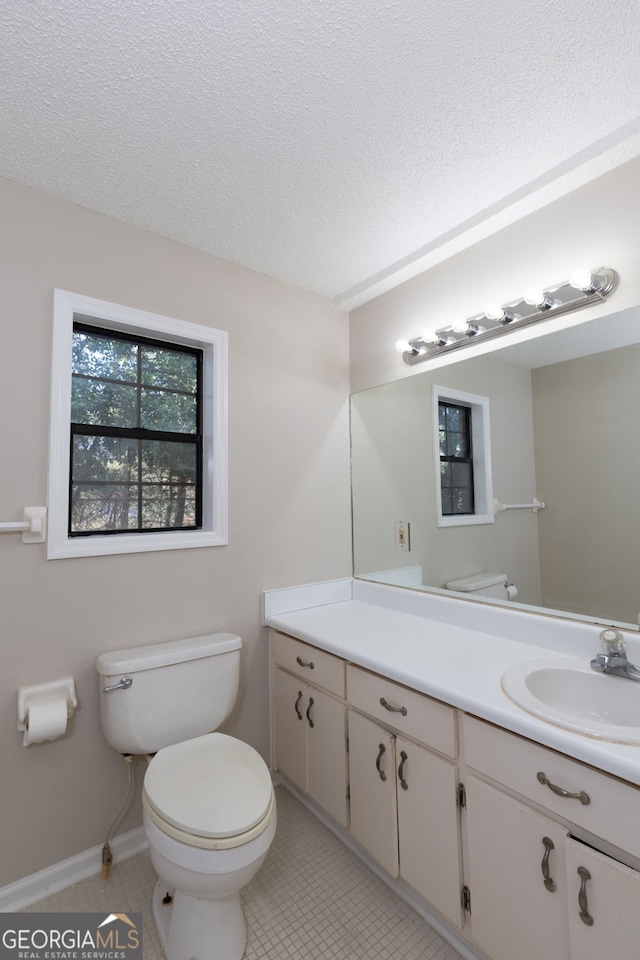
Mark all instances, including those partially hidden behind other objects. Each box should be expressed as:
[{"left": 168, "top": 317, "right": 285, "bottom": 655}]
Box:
[{"left": 70, "top": 328, "right": 201, "bottom": 533}]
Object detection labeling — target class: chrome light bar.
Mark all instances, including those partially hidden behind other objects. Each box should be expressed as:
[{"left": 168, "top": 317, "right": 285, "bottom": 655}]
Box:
[{"left": 396, "top": 268, "right": 619, "bottom": 366}]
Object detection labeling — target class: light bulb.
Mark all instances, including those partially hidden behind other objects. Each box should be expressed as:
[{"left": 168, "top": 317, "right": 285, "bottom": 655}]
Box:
[
  {"left": 524, "top": 287, "right": 547, "bottom": 307},
  {"left": 484, "top": 303, "right": 505, "bottom": 322},
  {"left": 486, "top": 304, "right": 516, "bottom": 324},
  {"left": 450, "top": 319, "right": 469, "bottom": 334},
  {"left": 395, "top": 338, "right": 411, "bottom": 353},
  {"left": 569, "top": 268, "right": 595, "bottom": 292}
]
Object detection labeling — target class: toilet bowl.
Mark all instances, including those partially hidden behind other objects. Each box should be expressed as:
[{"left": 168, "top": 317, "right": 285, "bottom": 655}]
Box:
[
  {"left": 143, "top": 733, "right": 276, "bottom": 960},
  {"left": 96, "top": 634, "right": 276, "bottom": 960},
  {"left": 145, "top": 811, "right": 277, "bottom": 960},
  {"left": 139, "top": 732, "right": 275, "bottom": 960}
]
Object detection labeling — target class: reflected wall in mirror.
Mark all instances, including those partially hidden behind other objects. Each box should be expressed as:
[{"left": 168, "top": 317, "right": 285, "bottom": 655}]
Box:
[{"left": 351, "top": 306, "right": 640, "bottom": 629}]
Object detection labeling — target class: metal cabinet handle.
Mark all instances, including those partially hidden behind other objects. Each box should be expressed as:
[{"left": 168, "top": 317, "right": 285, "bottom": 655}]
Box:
[
  {"left": 294, "top": 691, "right": 303, "bottom": 720},
  {"left": 541, "top": 837, "right": 556, "bottom": 892},
  {"left": 306, "top": 697, "right": 315, "bottom": 728},
  {"left": 103, "top": 676, "right": 133, "bottom": 694},
  {"left": 375, "top": 743, "right": 387, "bottom": 781},
  {"left": 296, "top": 656, "right": 315, "bottom": 670},
  {"left": 380, "top": 696, "right": 408, "bottom": 716},
  {"left": 537, "top": 771, "right": 590, "bottom": 805},
  {"left": 398, "top": 750, "right": 408, "bottom": 790},
  {"left": 577, "top": 866, "right": 594, "bottom": 926}
]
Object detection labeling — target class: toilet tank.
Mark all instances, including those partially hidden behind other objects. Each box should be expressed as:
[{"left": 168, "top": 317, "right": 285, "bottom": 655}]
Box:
[
  {"left": 445, "top": 572, "right": 509, "bottom": 600},
  {"left": 96, "top": 633, "right": 242, "bottom": 755}
]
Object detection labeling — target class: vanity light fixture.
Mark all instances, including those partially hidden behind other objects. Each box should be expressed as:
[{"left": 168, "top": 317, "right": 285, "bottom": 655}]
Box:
[
  {"left": 523, "top": 287, "right": 555, "bottom": 310},
  {"left": 484, "top": 303, "right": 515, "bottom": 324},
  {"left": 465, "top": 321, "right": 486, "bottom": 336},
  {"left": 396, "top": 267, "right": 619, "bottom": 365},
  {"left": 425, "top": 329, "right": 455, "bottom": 346},
  {"left": 395, "top": 337, "right": 413, "bottom": 353},
  {"left": 569, "top": 267, "right": 607, "bottom": 293}
]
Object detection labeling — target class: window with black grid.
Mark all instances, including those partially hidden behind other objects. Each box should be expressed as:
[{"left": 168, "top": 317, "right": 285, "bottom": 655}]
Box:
[
  {"left": 438, "top": 401, "right": 475, "bottom": 516},
  {"left": 70, "top": 323, "right": 203, "bottom": 536}
]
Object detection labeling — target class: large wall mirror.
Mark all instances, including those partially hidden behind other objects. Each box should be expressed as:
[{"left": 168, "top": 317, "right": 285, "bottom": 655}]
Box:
[{"left": 351, "top": 305, "right": 640, "bottom": 630}]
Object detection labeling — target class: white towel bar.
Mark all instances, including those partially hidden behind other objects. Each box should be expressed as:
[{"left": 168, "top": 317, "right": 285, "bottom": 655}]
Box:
[{"left": 0, "top": 507, "right": 47, "bottom": 543}]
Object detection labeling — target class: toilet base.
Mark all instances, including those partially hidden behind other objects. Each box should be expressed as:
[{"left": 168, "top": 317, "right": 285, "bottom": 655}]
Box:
[{"left": 152, "top": 879, "right": 247, "bottom": 960}]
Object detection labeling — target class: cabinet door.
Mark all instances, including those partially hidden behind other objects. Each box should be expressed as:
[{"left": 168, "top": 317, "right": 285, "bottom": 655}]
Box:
[
  {"left": 465, "top": 776, "right": 570, "bottom": 960},
  {"left": 566, "top": 837, "right": 640, "bottom": 960},
  {"left": 348, "top": 710, "right": 399, "bottom": 877},
  {"left": 396, "top": 736, "right": 463, "bottom": 928},
  {"left": 273, "top": 668, "right": 307, "bottom": 792},
  {"left": 307, "top": 688, "right": 349, "bottom": 827}
]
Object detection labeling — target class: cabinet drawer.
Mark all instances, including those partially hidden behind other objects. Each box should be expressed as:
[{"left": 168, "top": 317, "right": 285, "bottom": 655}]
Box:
[
  {"left": 463, "top": 714, "right": 640, "bottom": 860},
  {"left": 347, "top": 665, "right": 457, "bottom": 758},
  {"left": 271, "top": 631, "right": 345, "bottom": 698}
]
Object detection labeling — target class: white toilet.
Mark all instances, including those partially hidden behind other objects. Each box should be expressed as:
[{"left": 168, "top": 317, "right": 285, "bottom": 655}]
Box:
[
  {"left": 444, "top": 571, "right": 518, "bottom": 600},
  {"left": 96, "top": 633, "right": 276, "bottom": 960}
]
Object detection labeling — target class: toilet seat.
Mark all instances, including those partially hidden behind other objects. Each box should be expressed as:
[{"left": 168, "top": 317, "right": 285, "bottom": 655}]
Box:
[
  {"left": 143, "top": 790, "right": 275, "bottom": 850},
  {"left": 142, "top": 732, "right": 274, "bottom": 850}
]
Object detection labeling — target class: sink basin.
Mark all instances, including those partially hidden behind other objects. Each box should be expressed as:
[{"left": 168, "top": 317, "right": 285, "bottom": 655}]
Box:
[{"left": 501, "top": 657, "right": 640, "bottom": 743}]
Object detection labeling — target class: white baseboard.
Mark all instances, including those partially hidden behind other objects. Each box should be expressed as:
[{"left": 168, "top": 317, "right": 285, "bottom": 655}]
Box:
[{"left": 0, "top": 827, "right": 148, "bottom": 912}]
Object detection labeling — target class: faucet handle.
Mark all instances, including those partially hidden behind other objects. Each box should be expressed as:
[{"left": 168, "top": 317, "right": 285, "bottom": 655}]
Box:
[{"left": 600, "top": 628, "right": 625, "bottom": 654}]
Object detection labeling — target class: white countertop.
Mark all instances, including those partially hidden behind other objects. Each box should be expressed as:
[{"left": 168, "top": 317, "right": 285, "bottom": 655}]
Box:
[{"left": 265, "top": 585, "right": 640, "bottom": 787}]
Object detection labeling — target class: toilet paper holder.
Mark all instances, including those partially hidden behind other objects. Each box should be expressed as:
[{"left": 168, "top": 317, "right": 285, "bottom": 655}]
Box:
[{"left": 17, "top": 677, "right": 78, "bottom": 744}]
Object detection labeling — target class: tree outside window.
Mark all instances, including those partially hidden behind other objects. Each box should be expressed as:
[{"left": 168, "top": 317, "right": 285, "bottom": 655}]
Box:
[{"left": 70, "top": 325, "right": 202, "bottom": 536}]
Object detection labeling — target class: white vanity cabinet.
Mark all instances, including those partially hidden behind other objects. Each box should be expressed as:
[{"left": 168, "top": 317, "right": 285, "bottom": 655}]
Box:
[
  {"left": 271, "top": 631, "right": 349, "bottom": 827},
  {"left": 269, "top": 623, "right": 640, "bottom": 960},
  {"left": 348, "top": 709, "right": 399, "bottom": 875},
  {"left": 565, "top": 837, "right": 640, "bottom": 960},
  {"left": 463, "top": 715, "right": 640, "bottom": 960},
  {"left": 347, "top": 665, "right": 463, "bottom": 928},
  {"left": 465, "top": 776, "right": 571, "bottom": 960}
]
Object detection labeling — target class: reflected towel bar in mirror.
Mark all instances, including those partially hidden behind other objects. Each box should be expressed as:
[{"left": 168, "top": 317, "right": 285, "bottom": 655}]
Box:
[{"left": 493, "top": 498, "right": 545, "bottom": 513}]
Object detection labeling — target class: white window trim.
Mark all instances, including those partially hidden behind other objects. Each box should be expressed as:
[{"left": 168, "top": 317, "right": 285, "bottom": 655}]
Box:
[
  {"left": 433, "top": 385, "right": 494, "bottom": 528},
  {"left": 48, "top": 289, "right": 228, "bottom": 559}
]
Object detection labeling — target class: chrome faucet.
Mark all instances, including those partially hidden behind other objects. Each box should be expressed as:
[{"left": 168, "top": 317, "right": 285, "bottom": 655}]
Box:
[{"left": 590, "top": 628, "right": 640, "bottom": 680}]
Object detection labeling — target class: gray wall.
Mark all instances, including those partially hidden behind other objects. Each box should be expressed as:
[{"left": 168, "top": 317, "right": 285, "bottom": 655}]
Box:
[
  {"left": 0, "top": 176, "right": 352, "bottom": 887},
  {"left": 532, "top": 344, "right": 640, "bottom": 623}
]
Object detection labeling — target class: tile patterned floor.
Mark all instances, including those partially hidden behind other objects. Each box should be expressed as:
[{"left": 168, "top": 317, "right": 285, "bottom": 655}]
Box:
[{"left": 23, "top": 787, "right": 465, "bottom": 960}]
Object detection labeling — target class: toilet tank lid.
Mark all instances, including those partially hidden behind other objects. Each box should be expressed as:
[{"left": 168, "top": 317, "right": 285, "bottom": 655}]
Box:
[
  {"left": 445, "top": 573, "right": 507, "bottom": 592},
  {"left": 96, "top": 633, "right": 242, "bottom": 676}
]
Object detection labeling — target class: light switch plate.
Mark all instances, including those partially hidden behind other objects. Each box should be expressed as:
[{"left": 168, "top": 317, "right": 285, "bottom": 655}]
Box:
[{"left": 395, "top": 521, "right": 410, "bottom": 551}]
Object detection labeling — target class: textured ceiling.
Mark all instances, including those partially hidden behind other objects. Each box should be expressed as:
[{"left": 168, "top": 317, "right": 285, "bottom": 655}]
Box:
[{"left": 1, "top": 0, "right": 640, "bottom": 308}]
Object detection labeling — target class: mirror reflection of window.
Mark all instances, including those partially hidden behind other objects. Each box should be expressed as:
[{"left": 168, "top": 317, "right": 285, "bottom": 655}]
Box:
[
  {"left": 433, "top": 386, "right": 493, "bottom": 529},
  {"left": 438, "top": 401, "right": 475, "bottom": 516}
]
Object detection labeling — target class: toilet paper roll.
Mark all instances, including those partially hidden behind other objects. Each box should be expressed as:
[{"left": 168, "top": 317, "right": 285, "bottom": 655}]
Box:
[
  {"left": 23, "top": 699, "right": 68, "bottom": 746},
  {"left": 506, "top": 584, "right": 518, "bottom": 600}
]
